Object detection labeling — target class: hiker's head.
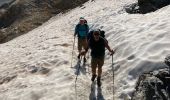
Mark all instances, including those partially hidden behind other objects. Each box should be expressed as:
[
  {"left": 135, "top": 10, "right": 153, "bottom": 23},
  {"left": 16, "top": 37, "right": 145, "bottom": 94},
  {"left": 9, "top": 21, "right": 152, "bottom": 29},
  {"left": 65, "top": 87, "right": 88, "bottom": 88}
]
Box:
[
  {"left": 93, "top": 30, "right": 100, "bottom": 41},
  {"left": 79, "top": 17, "right": 85, "bottom": 25}
]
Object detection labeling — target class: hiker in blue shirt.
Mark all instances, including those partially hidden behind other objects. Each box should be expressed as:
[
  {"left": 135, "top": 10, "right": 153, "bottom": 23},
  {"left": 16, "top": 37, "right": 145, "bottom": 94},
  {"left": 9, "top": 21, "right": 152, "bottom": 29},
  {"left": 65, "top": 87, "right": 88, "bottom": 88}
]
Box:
[{"left": 74, "top": 17, "right": 89, "bottom": 63}]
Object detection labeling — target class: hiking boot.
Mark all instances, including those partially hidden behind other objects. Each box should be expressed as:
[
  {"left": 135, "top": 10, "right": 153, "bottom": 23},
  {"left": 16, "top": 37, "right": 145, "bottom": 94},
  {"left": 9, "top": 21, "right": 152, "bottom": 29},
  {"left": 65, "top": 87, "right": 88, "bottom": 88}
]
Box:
[
  {"left": 77, "top": 54, "right": 80, "bottom": 59},
  {"left": 97, "top": 77, "right": 101, "bottom": 87},
  {"left": 83, "top": 57, "right": 87, "bottom": 63},
  {"left": 91, "top": 74, "right": 96, "bottom": 82}
]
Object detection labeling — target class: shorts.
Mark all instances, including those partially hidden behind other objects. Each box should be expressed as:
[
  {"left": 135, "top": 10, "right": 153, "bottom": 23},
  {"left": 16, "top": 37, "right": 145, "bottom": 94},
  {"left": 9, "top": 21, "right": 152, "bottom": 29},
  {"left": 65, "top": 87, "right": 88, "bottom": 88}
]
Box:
[
  {"left": 78, "top": 38, "right": 87, "bottom": 51},
  {"left": 91, "top": 57, "right": 104, "bottom": 68}
]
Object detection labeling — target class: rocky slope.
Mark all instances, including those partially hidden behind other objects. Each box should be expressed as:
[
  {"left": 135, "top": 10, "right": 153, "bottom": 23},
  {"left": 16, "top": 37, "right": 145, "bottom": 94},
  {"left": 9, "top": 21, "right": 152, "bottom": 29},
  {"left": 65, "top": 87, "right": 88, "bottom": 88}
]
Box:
[
  {"left": 0, "top": 0, "right": 89, "bottom": 43},
  {"left": 132, "top": 56, "right": 170, "bottom": 100},
  {"left": 125, "top": 0, "right": 170, "bottom": 14}
]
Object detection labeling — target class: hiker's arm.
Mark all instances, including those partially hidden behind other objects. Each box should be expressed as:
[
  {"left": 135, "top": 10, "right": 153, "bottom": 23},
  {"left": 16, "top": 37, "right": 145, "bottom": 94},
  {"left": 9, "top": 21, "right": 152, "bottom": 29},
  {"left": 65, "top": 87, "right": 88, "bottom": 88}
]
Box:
[
  {"left": 105, "top": 40, "right": 114, "bottom": 55},
  {"left": 74, "top": 25, "right": 78, "bottom": 36},
  {"left": 105, "top": 43, "right": 112, "bottom": 52}
]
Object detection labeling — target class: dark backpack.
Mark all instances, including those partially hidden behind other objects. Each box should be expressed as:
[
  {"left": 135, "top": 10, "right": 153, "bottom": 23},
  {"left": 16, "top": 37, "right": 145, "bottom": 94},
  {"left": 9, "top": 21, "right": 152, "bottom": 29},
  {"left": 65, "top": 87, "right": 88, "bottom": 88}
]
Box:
[
  {"left": 100, "top": 30, "right": 105, "bottom": 38},
  {"left": 87, "top": 29, "right": 105, "bottom": 40},
  {"left": 84, "top": 19, "right": 87, "bottom": 24}
]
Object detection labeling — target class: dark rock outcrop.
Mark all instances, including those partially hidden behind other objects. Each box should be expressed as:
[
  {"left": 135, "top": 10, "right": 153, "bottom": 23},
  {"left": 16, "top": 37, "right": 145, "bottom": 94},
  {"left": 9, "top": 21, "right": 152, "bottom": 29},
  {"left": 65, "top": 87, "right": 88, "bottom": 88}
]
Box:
[
  {"left": 0, "top": 0, "right": 89, "bottom": 43},
  {"left": 125, "top": 0, "right": 170, "bottom": 14},
  {"left": 25, "top": 65, "right": 50, "bottom": 74},
  {"left": 132, "top": 55, "right": 170, "bottom": 100},
  {"left": 131, "top": 69, "right": 170, "bottom": 100},
  {"left": 0, "top": 74, "right": 17, "bottom": 85}
]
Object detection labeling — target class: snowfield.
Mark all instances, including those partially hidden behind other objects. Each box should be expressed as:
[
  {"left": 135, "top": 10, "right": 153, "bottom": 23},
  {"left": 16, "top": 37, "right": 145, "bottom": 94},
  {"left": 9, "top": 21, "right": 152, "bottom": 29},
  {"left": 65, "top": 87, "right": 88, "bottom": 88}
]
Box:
[{"left": 0, "top": 0, "right": 170, "bottom": 100}]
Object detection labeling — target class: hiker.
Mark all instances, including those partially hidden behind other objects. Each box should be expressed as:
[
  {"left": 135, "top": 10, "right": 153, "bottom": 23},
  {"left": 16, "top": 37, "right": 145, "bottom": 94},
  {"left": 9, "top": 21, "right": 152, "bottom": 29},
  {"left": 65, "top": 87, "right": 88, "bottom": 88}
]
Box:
[
  {"left": 80, "top": 29, "right": 114, "bottom": 87},
  {"left": 74, "top": 17, "right": 89, "bottom": 62}
]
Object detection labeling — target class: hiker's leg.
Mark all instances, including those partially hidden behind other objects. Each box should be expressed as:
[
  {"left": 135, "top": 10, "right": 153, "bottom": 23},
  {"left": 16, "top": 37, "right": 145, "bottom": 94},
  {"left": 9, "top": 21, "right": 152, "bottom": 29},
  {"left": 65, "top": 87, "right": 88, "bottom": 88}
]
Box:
[
  {"left": 78, "top": 38, "right": 83, "bottom": 58},
  {"left": 91, "top": 57, "right": 97, "bottom": 81},
  {"left": 97, "top": 57, "right": 104, "bottom": 87},
  {"left": 91, "top": 57, "right": 97, "bottom": 75},
  {"left": 97, "top": 57, "right": 104, "bottom": 77},
  {"left": 78, "top": 38, "right": 83, "bottom": 53},
  {"left": 82, "top": 38, "right": 88, "bottom": 61}
]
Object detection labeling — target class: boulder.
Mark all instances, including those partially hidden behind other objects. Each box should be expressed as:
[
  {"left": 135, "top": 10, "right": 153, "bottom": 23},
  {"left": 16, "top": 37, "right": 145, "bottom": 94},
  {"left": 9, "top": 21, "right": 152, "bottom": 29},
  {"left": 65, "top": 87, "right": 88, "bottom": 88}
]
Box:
[
  {"left": 132, "top": 55, "right": 170, "bottom": 99},
  {"left": 125, "top": 0, "right": 170, "bottom": 14},
  {"left": 131, "top": 69, "right": 170, "bottom": 100}
]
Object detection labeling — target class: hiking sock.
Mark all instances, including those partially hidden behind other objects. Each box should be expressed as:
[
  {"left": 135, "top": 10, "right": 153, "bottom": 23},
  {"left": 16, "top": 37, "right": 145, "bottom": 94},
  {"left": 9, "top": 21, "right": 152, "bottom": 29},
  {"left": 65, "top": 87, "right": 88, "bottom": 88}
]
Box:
[
  {"left": 91, "top": 74, "right": 97, "bottom": 82},
  {"left": 97, "top": 76, "right": 101, "bottom": 87}
]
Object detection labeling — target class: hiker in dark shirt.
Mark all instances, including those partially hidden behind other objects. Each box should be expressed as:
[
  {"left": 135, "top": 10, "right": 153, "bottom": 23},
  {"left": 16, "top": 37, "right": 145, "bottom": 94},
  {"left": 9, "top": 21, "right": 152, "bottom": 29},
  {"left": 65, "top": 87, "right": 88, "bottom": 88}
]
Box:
[{"left": 80, "top": 29, "right": 114, "bottom": 87}]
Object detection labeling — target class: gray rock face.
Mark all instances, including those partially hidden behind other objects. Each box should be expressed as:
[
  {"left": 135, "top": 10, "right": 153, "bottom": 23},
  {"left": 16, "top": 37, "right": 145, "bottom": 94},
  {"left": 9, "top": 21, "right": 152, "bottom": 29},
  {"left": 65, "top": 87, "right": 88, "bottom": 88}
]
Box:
[
  {"left": 138, "top": 0, "right": 170, "bottom": 7},
  {"left": 0, "top": 0, "right": 14, "bottom": 6},
  {"left": 0, "top": 2, "right": 21, "bottom": 28},
  {"left": 0, "top": 0, "right": 89, "bottom": 43},
  {"left": 125, "top": 0, "right": 170, "bottom": 14},
  {"left": 131, "top": 68, "right": 170, "bottom": 100}
]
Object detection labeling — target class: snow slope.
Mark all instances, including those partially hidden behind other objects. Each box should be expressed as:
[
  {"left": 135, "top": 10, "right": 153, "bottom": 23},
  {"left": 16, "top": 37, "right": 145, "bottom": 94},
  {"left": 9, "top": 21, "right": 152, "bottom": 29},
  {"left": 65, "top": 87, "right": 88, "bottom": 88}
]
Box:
[{"left": 0, "top": 0, "right": 170, "bottom": 100}]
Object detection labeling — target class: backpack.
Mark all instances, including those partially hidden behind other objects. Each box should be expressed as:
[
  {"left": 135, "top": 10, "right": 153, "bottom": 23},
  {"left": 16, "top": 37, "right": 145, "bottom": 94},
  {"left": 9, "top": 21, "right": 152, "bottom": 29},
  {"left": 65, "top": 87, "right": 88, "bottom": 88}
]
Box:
[
  {"left": 87, "top": 29, "right": 105, "bottom": 41},
  {"left": 84, "top": 19, "right": 87, "bottom": 24}
]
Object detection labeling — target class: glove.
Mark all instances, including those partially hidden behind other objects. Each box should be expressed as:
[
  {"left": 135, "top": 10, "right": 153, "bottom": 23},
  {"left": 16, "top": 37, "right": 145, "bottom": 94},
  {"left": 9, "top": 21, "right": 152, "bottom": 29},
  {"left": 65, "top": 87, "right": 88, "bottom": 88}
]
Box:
[{"left": 110, "top": 49, "right": 115, "bottom": 55}]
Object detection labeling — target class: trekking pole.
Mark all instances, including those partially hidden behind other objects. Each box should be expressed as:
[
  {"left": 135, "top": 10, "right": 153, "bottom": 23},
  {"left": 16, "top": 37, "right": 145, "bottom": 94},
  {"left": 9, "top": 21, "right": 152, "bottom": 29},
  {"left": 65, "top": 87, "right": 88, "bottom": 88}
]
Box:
[
  {"left": 75, "top": 57, "right": 82, "bottom": 100},
  {"left": 87, "top": 50, "right": 90, "bottom": 74},
  {"left": 75, "top": 57, "right": 82, "bottom": 83},
  {"left": 71, "top": 36, "right": 76, "bottom": 68},
  {"left": 112, "top": 55, "right": 115, "bottom": 100}
]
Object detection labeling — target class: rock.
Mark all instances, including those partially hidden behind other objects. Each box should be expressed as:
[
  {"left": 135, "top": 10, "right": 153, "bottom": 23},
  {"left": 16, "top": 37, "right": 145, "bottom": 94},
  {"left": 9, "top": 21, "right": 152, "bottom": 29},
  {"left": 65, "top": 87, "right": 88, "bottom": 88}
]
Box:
[
  {"left": 139, "top": 0, "right": 170, "bottom": 7},
  {"left": 132, "top": 55, "right": 170, "bottom": 99},
  {"left": 0, "top": 4, "right": 22, "bottom": 28},
  {"left": 125, "top": 0, "right": 170, "bottom": 14},
  {"left": 165, "top": 54, "right": 170, "bottom": 68},
  {"left": 0, "top": 74, "right": 17, "bottom": 85},
  {"left": 0, "top": 30, "right": 6, "bottom": 41},
  {"left": 0, "top": 0, "right": 89, "bottom": 43},
  {"left": 131, "top": 65, "right": 170, "bottom": 100},
  {"left": 26, "top": 65, "right": 50, "bottom": 75}
]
